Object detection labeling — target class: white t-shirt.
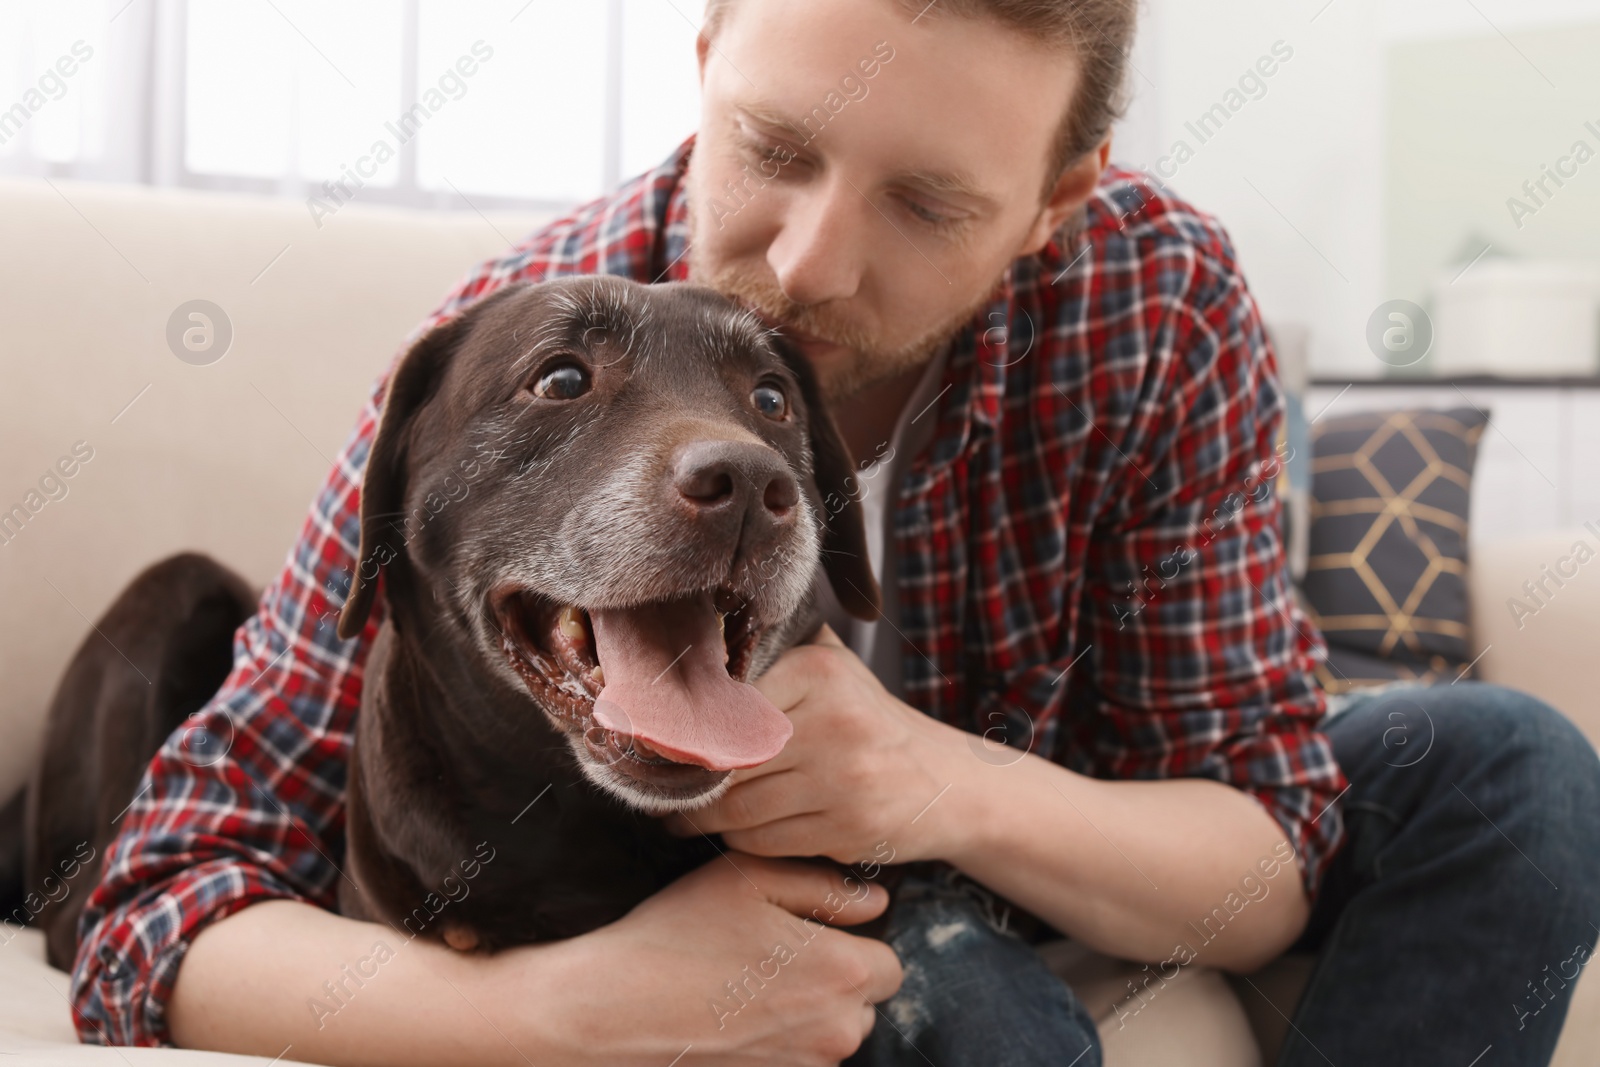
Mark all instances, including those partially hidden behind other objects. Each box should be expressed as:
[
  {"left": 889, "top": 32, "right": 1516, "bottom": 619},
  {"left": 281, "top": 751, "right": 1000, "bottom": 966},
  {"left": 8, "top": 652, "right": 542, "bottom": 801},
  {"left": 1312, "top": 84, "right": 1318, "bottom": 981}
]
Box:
[{"left": 812, "top": 341, "right": 951, "bottom": 700}]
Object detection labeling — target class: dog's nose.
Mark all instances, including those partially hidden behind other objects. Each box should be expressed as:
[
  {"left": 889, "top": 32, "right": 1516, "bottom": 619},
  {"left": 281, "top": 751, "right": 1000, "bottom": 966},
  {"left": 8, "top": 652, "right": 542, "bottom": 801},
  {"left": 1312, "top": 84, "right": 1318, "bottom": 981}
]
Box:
[{"left": 672, "top": 441, "right": 799, "bottom": 528}]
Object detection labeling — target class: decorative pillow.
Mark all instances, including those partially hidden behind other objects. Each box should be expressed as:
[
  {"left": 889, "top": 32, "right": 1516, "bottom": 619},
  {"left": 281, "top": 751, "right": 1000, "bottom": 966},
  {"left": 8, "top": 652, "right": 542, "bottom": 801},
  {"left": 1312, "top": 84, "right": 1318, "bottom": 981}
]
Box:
[{"left": 1298, "top": 406, "right": 1489, "bottom": 695}]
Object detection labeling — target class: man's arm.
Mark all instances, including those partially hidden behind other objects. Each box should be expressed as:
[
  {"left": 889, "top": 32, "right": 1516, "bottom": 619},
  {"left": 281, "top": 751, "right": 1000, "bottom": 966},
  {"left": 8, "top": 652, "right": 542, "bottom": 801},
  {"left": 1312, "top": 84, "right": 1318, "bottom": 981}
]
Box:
[
  {"left": 930, "top": 725, "right": 1315, "bottom": 972},
  {"left": 166, "top": 900, "right": 546, "bottom": 1064},
  {"left": 167, "top": 861, "right": 901, "bottom": 1067}
]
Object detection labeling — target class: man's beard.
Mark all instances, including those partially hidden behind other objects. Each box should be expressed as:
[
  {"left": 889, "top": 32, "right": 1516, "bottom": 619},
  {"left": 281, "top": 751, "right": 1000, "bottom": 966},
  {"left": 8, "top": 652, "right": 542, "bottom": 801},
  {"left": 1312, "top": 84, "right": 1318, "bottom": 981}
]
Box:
[{"left": 683, "top": 164, "right": 1005, "bottom": 404}]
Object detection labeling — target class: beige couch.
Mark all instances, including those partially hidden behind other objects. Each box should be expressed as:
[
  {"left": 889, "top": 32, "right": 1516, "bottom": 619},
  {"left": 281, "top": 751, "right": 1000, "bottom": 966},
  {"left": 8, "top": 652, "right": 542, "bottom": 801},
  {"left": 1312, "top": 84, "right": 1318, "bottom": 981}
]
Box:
[{"left": 1, "top": 176, "right": 1595, "bottom": 1065}]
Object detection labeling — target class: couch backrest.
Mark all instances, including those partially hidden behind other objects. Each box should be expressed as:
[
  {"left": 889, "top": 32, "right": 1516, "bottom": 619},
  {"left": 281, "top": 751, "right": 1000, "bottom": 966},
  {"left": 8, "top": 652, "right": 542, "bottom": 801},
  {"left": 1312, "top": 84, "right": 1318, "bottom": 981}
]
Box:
[
  {"left": 0, "top": 177, "right": 550, "bottom": 797},
  {"left": 6, "top": 179, "right": 1592, "bottom": 805}
]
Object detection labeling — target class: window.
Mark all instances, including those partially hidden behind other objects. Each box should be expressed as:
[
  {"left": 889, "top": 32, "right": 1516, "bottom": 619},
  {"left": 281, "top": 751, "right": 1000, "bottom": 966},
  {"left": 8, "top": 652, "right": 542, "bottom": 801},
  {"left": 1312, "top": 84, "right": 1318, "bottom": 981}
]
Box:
[{"left": 0, "top": 0, "right": 705, "bottom": 212}]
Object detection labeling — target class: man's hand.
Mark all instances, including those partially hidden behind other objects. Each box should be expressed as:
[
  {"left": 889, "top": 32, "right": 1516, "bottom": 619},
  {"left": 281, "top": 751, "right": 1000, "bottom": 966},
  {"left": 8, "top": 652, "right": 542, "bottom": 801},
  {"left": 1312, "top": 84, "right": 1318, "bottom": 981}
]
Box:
[
  {"left": 662, "top": 624, "right": 975, "bottom": 865},
  {"left": 543, "top": 853, "right": 903, "bottom": 1067},
  {"left": 172, "top": 856, "right": 900, "bottom": 1067}
]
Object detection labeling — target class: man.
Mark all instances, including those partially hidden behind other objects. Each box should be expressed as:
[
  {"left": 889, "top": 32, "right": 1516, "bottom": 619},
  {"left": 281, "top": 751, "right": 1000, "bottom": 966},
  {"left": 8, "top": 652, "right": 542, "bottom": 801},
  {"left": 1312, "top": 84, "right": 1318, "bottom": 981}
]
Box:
[{"left": 73, "top": 0, "right": 1600, "bottom": 1064}]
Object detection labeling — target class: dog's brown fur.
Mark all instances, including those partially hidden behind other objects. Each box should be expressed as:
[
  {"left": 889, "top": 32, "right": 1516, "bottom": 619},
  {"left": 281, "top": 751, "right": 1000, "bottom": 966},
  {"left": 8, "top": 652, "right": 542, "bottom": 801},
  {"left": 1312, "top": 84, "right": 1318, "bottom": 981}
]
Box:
[{"left": 332, "top": 277, "right": 882, "bottom": 951}]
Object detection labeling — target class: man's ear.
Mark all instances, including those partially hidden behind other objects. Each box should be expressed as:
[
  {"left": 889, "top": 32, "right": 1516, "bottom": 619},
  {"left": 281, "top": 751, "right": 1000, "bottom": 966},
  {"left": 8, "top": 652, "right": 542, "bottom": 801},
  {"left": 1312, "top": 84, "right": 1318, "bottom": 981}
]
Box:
[
  {"left": 771, "top": 336, "right": 882, "bottom": 622},
  {"left": 336, "top": 286, "right": 521, "bottom": 640},
  {"left": 1019, "top": 136, "right": 1111, "bottom": 258}
]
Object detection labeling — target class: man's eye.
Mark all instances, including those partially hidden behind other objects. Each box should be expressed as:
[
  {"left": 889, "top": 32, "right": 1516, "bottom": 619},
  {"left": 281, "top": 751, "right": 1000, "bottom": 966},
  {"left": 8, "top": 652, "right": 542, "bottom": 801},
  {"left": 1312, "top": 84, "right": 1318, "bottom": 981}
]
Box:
[
  {"left": 530, "top": 362, "right": 591, "bottom": 400},
  {"left": 734, "top": 127, "right": 802, "bottom": 172},
  {"left": 751, "top": 383, "right": 788, "bottom": 420},
  {"left": 903, "top": 197, "right": 957, "bottom": 228},
  {"left": 739, "top": 134, "right": 778, "bottom": 157},
  {"left": 743, "top": 141, "right": 794, "bottom": 171}
]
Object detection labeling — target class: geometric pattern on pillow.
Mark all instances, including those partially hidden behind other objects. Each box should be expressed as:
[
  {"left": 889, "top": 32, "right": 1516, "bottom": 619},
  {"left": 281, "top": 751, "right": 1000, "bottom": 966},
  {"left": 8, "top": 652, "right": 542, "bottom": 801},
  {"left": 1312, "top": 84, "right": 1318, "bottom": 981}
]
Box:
[{"left": 1299, "top": 407, "right": 1489, "bottom": 694}]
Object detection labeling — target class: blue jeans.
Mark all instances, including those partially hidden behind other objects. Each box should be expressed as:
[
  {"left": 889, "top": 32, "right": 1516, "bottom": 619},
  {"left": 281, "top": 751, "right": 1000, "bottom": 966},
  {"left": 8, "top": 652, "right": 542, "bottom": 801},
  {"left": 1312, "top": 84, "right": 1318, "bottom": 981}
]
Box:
[
  {"left": 845, "top": 862, "right": 1102, "bottom": 1067},
  {"left": 848, "top": 682, "right": 1600, "bottom": 1066},
  {"left": 1276, "top": 681, "right": 1600, "bottom": 1065}
]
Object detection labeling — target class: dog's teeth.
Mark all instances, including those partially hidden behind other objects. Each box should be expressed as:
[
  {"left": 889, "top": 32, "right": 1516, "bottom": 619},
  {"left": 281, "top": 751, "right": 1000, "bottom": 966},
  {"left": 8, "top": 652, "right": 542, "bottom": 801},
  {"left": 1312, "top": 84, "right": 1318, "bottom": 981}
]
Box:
[
  {"left": 717, "top": 611, "right": 726, "bottom": 637},
  {"left": 590, "top": 664, "right": 605, "bottom": 686},
  {"left": 559, "top": 606, "right": 587, "bottom": 641}
]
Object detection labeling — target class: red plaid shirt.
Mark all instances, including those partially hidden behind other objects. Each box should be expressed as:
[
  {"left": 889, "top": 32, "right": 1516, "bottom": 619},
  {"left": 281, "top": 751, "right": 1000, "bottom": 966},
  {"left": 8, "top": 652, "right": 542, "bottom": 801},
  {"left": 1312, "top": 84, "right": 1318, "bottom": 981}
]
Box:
[{"left": 72, "top": 134, "right": 1348, "bottom": 1046}]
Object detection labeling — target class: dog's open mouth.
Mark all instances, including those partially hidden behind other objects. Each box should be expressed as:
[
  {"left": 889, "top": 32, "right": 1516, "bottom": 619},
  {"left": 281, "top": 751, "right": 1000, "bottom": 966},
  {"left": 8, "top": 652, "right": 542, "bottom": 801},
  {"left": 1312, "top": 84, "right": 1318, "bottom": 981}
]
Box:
[{"left": 491, "top": 585, "right": 792, "bottom": 786}]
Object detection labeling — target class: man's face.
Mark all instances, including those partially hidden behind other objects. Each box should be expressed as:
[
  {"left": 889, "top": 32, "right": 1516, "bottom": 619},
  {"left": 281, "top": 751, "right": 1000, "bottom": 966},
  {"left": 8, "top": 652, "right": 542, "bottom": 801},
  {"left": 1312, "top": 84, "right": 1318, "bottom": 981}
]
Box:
[{"left": 685, "top": 0, "right": 1083, "bottom": 402}]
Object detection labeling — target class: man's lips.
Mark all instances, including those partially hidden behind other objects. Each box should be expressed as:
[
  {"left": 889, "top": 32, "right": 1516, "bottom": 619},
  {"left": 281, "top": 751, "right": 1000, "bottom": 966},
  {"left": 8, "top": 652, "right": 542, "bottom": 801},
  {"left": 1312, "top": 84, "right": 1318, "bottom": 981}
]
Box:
[{"left": 750, "top": 311, "right": 844, "bottom": 357}]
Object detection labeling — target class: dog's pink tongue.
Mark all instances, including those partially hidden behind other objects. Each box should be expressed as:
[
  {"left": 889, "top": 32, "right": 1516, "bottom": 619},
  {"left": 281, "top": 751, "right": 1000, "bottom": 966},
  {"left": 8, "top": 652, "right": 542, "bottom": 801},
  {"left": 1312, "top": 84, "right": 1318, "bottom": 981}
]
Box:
[{"left": 588, "top": 597, "right": 792, "bottom": 771}]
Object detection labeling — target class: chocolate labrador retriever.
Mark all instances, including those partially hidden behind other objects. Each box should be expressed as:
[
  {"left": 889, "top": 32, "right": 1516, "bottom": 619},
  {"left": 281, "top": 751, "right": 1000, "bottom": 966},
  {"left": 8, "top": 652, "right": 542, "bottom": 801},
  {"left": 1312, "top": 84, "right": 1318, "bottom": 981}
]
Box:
[
  {"left": 329, "top": 274, "right": 884, "bottom": 949},
  {"left": 11, "top": 276, "right": 1087, "bottom": 1064}
]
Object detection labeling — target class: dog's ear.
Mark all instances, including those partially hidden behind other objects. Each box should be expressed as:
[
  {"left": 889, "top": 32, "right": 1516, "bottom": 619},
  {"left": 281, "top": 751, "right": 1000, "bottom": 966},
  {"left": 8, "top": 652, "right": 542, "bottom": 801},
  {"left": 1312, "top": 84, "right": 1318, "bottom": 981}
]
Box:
[
  {"left": 771, "top": 335, "right": 882, "bottom": 622},
  {"left": 337, "top": 287, "right": 520, "bottom": 640}
]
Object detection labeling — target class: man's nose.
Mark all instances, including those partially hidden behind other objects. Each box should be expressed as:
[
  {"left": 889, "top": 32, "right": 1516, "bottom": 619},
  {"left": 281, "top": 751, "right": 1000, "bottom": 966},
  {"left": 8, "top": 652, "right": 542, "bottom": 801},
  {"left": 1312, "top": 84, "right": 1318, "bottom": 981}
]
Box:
[{"left": 766, "top": 173, "right": 867, "bottom": 306}]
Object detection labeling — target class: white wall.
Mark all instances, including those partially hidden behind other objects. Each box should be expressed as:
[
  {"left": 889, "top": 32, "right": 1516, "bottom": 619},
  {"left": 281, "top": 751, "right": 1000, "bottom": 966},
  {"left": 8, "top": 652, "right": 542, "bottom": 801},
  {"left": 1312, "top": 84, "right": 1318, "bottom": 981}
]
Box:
[{"left": 1111, "top": 0, "right": 1600, "bottom": 379}]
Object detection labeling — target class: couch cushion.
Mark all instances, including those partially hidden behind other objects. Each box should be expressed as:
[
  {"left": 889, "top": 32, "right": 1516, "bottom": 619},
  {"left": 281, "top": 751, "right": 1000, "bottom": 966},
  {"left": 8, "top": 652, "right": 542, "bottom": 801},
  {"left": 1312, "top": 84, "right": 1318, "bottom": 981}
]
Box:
[{"left": 1038, "top": 938, "right": 1264, "bottom": 1065}]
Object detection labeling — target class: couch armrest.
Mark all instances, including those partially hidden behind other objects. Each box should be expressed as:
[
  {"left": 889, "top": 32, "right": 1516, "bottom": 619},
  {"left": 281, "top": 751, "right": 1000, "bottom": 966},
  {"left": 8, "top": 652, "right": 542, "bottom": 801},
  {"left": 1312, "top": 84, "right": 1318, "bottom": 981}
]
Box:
[{"left": 1469, "top": 528, "right": 1600, "bottom": 750}]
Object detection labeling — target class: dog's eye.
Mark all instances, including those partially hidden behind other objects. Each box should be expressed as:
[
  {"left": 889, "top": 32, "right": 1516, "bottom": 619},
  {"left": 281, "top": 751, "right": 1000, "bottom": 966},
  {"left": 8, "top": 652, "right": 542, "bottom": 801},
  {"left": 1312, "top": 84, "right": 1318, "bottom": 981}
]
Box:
[
  {"left": 751, "top": 383, "right": 788, "bottom": 420},
  {"left": 531, "top": 362, "right": 591, "bottom": 401}
]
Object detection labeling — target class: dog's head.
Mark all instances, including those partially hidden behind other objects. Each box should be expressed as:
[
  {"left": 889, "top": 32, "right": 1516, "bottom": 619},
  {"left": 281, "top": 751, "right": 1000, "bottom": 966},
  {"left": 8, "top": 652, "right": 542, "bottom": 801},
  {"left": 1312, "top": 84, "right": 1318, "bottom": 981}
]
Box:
[{"left": 337, "top": 276, "right": 880, "bottom": 813}]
